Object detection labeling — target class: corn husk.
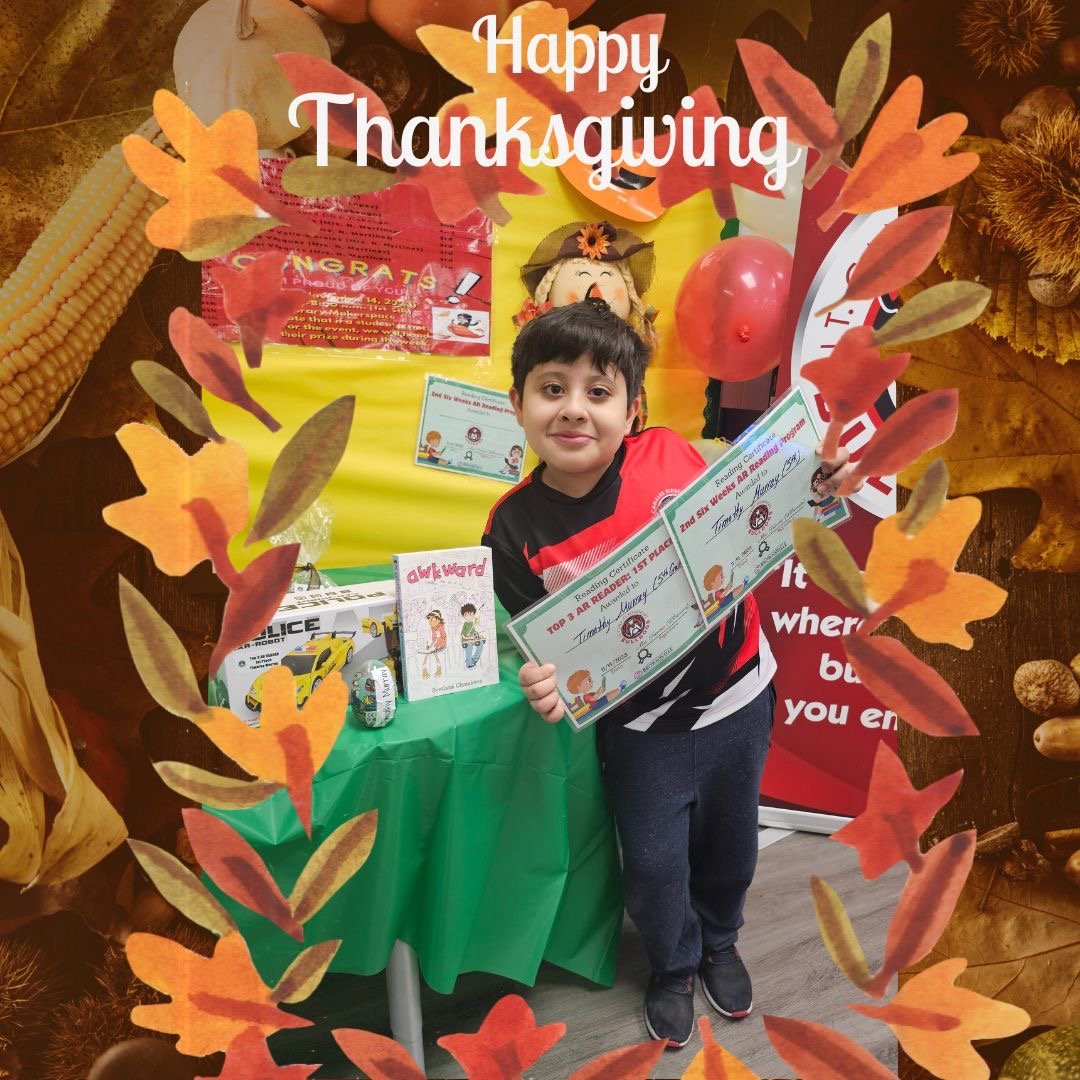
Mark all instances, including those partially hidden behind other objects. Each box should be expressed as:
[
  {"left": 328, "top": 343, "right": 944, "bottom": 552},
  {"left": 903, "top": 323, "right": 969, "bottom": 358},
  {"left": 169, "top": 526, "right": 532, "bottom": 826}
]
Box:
[{"left": 0, "top": 512, "right": 126, "bottom": 887}]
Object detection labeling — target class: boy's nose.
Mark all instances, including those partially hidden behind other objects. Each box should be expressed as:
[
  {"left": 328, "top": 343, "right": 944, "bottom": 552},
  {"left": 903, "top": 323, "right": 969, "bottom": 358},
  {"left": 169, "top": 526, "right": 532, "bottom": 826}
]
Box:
[{"left": 559, "top": 391, "right": 589, "bottom": 419}]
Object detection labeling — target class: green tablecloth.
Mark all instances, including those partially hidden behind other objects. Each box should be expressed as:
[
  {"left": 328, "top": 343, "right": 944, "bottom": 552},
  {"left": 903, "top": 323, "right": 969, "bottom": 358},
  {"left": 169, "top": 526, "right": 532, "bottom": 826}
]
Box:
[{"left": 212, "top": 566, "right": 623, "bottom": 994}]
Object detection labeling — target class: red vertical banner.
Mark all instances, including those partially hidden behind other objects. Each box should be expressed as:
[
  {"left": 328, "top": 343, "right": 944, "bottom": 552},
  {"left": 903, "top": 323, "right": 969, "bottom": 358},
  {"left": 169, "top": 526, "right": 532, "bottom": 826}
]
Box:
[{"left": 760, "top": 163, "right": 899, "bottom": 821}]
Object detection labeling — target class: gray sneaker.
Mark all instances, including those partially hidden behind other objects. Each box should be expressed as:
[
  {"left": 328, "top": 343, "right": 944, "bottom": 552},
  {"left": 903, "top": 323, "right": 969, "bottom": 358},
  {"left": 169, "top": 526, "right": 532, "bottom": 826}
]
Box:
[
  {"left": 699, "top": 947, "right": 752, "bottom": 1018},
  {"left": 644, "top": 973, "right": 695, "bottom": 1048}
]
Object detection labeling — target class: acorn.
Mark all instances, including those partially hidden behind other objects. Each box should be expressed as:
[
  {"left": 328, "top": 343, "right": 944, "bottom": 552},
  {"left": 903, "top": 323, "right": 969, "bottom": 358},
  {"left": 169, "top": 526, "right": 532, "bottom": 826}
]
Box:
[
  {"left": 1028, "top": 260, "right": 1080, "bottom": 307},
  {"left": 1013, "top": 659, "right": 1080, "bottom": 716}
]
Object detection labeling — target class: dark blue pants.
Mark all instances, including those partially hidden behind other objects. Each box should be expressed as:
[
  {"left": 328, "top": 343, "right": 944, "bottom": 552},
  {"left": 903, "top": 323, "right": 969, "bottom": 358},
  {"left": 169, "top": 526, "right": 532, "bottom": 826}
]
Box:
[{"left": 597, "top": 683, "right": 774, "bottom": 978}]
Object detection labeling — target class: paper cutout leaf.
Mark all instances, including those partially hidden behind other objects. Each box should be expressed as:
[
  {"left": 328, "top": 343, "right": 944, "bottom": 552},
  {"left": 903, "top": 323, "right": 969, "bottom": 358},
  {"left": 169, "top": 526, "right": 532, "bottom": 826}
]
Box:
[
  {"left": 810, "top": 875, "right": 871, "bottom": 989},
  {"left": 333, "top": 1028, "right": 426, "bottom": 1080},
  {"left": 736, "top": 39, "right": 840, "bottom": 156},
  {"left": 276, "top": 52, "right": 399, "bottom": 157},
  {"left": 819, "top": 77, "right": 979, "bottom": 230},
  {"left": 211, "top": 1028, "right": 319, "bottom": 1079},
  {"left": 121, "top": 90, "right": 270, "bottom": 259},
  {"left": 290, "top": 809, "right": 378, "bottom": 924},
  {"left": 862, "top": 498, "right": 1007, "bottom": 648},
  {"left": 681, "top": 1016, "right": 760, "bottom": 1079},
  {"left": 874, "top": 281, "right": 990, "bottom": 346},
  {"left": 131, "top": 361, "right": 223, "bottom": 442},
  {"left": 248, "top": 397, "right": 355, "bottom": 545},
  {"left": 838, "top": 389, "right": 959, "bottom": 497},
  {"left": 214, "top": 165, "right": 318, "bottom": 240},
  {"left": 852, "top": 958, "right": 1029, "bottom": 1080},
  {"left": 867, "top": 830, "right": 976, "bottom": 997},
  {"left": 898, "top": 458, "right": 950, "bottom": 535},
  {"left": 169, "top": 307, "right": 281, "bottom": 431},
  {"left": 936, "top": 136, "right": 1080, "bottom": 364},
  {"left": 192, "top": 668, "right": 348, "bottom": 836},
  {"left": 566, "top": 1039, "right": 667, "bottom": 1080},
  {"left": 104, "top": 424, "right": 249, "bottom": 576},
  {"left": 834, "top": 15, "right": 892, "bottom": 145},
  {"left": 437, "top": 995, "right": 565, "bottom": 1079},
  {"left": 282, "top": 157, "right": 399, "bottom": 199},
  {"left": 842, "top": 634, "right": 979, "bottom": 737},
  {"left": 655, "top": 87, "right": 778, "bottom": 219},
  {"left": 763, "top": 1015, "right": 897, "bottom": 1079},
  {"left": 803, "top": 327, "right": 909, "bottom": 428},
  {"left": 127, "top": 930, "right": 311, "bottom": 1057},
  {"left": 898, "top": 264, "right": 1080, "bottom": 572},
  {"left": 208, "top": 252, "right": 309, "bottom": 369},
  {"left": 116, "top": 576, "right": 208, "bottom": 722},
  {"left": 153, "top": 761, "right": 283, "bottom": 810},
  {"left": 791, "top": 518, "right": 870, "bottom": 614},
  {"left": 832, "top": 742, "right": 964, "bottom": 877},
  {"left": 182, "top": 807, "right": 302, "bottom": 940},
  {"left": 828, "top": 208, "right": 954, "bottom": 312},
  {"left": 271, "top": 939, "right": 342, "bottom": 1004},
  {"left": 127, "top": 838, "right": 236, "bottom": 938}
]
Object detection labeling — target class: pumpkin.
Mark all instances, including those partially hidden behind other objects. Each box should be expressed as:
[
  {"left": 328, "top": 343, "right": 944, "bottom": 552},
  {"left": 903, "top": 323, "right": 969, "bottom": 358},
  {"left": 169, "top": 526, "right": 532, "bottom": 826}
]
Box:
[
  {"left": 303, "top": 0, "right": 371, "bottom": 23},
  {"left": 174, "top": 0, "right": 331, "bottom": 149},
  {"left": 369, "top": 0, "right": 594, "bottom": 54}
]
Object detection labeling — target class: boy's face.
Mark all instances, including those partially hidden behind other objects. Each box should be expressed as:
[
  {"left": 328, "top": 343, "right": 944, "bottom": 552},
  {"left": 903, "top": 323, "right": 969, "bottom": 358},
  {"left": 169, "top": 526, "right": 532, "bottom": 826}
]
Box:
[{"left": 510, "top": 354, "right": 640, "bottom": 498}]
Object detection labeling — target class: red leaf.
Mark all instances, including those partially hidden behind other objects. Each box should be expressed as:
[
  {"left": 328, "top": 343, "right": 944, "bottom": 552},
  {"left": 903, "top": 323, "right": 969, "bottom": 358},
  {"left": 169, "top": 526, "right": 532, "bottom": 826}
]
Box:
[
  {"left": 436, "top": 995, "right": 564, "bottom": 1080},
  {"left": 207, "top": 1026, "right": 318, "bottom": 1078},
  {"left": 838, "top": 389, "right": 958, "bottom": 495},
  {"left": 654, "top": 86, "right": 778, "bottom": 218},
  {"left": 832, "top": 742, "right": 963, "bottom": 879},
  {"left": 183, "top": 809, "right": 302, "bottom": 940},
  {"left": 802, "top": 325, "right": 910, "bottom": 425},
  {"left": 183, "top": 498, "right": 299, "bottom": 674},
  {"left": 566, "top": 1038, "right": 667, "bottom": 1079},
  {"left": 831, "top": 207, "right": 954, "bottom": 308},
  {"left": 275, "top": 52, "right": 399, "bottom": 159},
  {"left": 848, "top": 1002, "right": 961, "bottom": 1031},
  {"left": 866, "top": 830, "right": 976, "bottom": 997},
  {"left": 763, "top": 1015, "right": 897, "bottom": 1079},
  {"left": 400, "top": 106, "right": 543, "bottom": 225},
  {"left": 168, "top": 308, "right": 281, "bottom": 432},
  {"left": 736, "top": 40, "right": 841, "bottom": 154},
  {"left": 209, "top": 252, "right": 309, "bottom": 369},
  {"left": 842, "top": 634, "right": 979, "bottom": 737},
  {"left": 333, "top": 1028, "right": 426, "bottom": 1080}
]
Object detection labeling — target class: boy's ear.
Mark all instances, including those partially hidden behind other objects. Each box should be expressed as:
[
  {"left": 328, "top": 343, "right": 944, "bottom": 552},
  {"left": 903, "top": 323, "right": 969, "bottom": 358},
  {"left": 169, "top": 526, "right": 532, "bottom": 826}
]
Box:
[
  {"left": 509, "top": 386, "right": 524, "bottom": 425},
  {"left": 624, "top": 393, "right": 643, "bottom": 435}
]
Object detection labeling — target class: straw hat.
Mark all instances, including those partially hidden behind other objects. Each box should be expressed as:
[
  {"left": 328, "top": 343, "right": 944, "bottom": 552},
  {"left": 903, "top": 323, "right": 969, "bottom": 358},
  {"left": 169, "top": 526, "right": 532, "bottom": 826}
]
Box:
[{"left": 520, "top": 221, "right": 655, "bottom": 298}]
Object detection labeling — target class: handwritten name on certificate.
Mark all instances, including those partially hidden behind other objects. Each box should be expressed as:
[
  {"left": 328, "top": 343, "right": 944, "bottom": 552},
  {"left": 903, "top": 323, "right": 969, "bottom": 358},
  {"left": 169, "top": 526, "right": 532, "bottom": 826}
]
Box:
[
  {"left": 661, "top": 387, "right": 851, "bottom": 626},
  {"left": 507, "top": 518, "right": 710, "bottom": 731}
]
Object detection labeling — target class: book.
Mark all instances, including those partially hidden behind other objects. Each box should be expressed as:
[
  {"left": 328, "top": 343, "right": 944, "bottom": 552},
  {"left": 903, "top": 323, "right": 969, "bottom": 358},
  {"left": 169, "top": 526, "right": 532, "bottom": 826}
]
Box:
[{"left": 392, "top": 545, "right": 500, "bottom": 701}]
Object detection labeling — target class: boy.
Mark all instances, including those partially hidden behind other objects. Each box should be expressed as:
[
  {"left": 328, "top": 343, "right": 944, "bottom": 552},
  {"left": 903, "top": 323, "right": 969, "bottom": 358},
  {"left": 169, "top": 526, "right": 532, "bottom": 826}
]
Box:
[{"left": 482, "top": 299, "right": 856, "bottom": 1048}]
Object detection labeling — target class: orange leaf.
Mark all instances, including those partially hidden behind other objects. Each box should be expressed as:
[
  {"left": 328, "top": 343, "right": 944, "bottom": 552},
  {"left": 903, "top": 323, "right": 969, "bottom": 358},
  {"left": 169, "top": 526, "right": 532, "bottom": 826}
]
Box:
[
  {"left": 681, "top": 1016, "right": 760, "bottom": 1078},
  {"left": 209, "top": 1026, "right": 319, "bottom": 1078},
  {"left": 763, "top": 1015, "right": 896, "bottom": 1078},
  {"left": 832, "top": 742, "right": 963, "bottom": 878},
  {"left": 819, "top": 77, "right": 978, "bottom": 229},
  {"left": 333, "top": 1028, "right": 426, "bottom": 1080},
  {"left": 121, "top": 89, "right": 270, "bottom": 259},
  {"left": 182, "top": 808, "right": 302, "bottom": 940},
  {"left": 867, "top": 831, "right": 976, "bottom": 997},
  {"left": 852, "top": 958, "right": 1029, "bottom": 1080},
  {"left": 103, "top": 425, "right": 248, "bottom": 577},
  {"left": 126, "top": 930, "right": 310, "bottom": 1057},
  {"left": 436, "top": 994, "right": 565, "bottom": 1080},
  {"left": 567, "top": 1038, "right": 666, "bottom": 1079},
  {"left": 842, "top": 634, "right": 979, "bottom": 737},
  {"left": 863, "top": 498, "right": 1007, "bottom": 647}
]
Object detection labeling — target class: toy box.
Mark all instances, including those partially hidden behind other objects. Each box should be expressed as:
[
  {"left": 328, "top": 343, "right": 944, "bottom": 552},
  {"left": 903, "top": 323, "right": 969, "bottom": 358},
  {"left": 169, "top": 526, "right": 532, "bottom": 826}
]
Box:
[{"left": 211, "top": 581, "right": 400, "bottom": 721}]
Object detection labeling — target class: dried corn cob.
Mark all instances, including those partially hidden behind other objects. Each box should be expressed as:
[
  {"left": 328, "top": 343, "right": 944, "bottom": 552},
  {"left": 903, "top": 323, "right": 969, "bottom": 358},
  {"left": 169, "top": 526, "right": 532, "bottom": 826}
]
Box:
[{"left": 0, "top": 120, "right": 167, "bottom": 466}]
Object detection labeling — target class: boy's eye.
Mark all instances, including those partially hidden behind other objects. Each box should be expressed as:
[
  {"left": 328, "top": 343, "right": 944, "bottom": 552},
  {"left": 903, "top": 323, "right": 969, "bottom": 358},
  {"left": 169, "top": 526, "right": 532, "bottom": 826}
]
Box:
[
  {"left": 588, "top": 386, "right": 612, "bottom": 398},
  {"left": 541, "top": 382, "right": 565, "bottom": 396}
]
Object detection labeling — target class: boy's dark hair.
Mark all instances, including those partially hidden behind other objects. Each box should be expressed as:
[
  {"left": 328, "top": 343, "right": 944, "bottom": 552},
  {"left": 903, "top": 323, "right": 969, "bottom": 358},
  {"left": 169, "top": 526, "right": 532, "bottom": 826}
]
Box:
[
  {"left": 510, "top": 299, "right": 650, "bottom": 402},
  {"left": 460, "top": 603, "right": 477, "bottom": 616}
]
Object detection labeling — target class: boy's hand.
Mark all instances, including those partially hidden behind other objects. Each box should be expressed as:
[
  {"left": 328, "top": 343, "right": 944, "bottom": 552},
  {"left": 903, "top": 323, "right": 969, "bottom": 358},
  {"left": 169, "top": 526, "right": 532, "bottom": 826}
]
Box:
[
  {"left": 519, "top": 662, "right": 565, "bottom": 724},
  {"left": 815, "top": 442, "right": 864, "bottom": 495}
]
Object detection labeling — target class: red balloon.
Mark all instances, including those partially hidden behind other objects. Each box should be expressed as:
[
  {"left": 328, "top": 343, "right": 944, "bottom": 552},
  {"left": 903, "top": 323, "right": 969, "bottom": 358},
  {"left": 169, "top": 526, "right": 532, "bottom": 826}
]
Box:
[{"left": 674, "top": 236, "right": 794, "bottom": 381}]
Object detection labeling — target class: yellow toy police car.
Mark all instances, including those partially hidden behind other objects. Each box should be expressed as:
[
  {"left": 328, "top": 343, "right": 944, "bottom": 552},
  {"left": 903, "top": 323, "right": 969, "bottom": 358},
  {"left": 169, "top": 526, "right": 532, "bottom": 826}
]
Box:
[{"left": 246, "top": 631, "right": 356, "bottom": 711}]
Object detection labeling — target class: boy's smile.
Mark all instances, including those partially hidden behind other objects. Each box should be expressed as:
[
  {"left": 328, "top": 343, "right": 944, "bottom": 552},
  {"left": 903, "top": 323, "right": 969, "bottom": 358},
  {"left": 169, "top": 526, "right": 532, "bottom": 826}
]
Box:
[{"left": 510, "top": 353, "right": 641, "bottom": 498}]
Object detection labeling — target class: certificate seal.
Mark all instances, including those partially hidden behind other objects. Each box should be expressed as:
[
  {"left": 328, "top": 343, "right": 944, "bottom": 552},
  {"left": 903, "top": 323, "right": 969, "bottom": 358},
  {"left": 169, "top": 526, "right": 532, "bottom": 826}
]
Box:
[
  {"left": 466, "top": 425, "right": 483, "bottom": 444},
  {"left": 748, "top": 502, "right": 772, "bottom": 535},
  {"left": 620, "top": 612, "right": 649, "bottom": 643}
]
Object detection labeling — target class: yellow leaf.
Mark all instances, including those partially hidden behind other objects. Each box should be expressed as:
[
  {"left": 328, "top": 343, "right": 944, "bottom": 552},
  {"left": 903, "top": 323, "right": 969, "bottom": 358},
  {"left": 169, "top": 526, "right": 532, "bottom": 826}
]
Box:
[
  {"left": 864, "top": 500, "right": 1007, "bottom": 647},
  {"left": 681, "top": 1017, "right": 760, "bottom": 1079},
  {"left": 852, "top": 958, "right": 1029, "bottom": 1080},
  {"left": 103, "top": 424, "right": 249, "bottom": 577},
  {"left": 898, "top": 261, "right": 1080, "bottom": 572},
  {"left": 0, "top": 737, "right": 45, "bottom": 885}
]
